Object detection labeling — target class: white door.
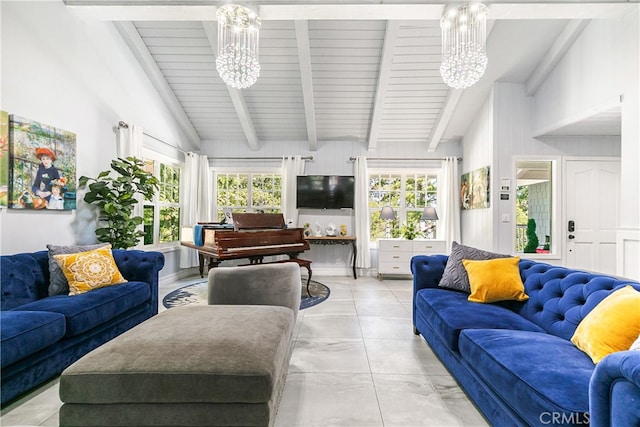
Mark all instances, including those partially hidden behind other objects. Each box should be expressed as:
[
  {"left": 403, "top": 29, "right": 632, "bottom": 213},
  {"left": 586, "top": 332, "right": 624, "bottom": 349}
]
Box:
[{"left": 565, "top": 159, "right": 620, "bottom": 274}]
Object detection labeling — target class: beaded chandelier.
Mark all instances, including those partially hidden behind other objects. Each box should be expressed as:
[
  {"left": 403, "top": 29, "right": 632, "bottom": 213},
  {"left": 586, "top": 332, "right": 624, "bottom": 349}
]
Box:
[
  {"left": 439, "top": 3, "right": 488, "bottom": 89},
  {"left": 216, "top": 4, "right": 261, "bottom": 89}
]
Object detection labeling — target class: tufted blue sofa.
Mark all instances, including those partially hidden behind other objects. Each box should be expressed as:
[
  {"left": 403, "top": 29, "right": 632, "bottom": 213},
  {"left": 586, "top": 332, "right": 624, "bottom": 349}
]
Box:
[
  {"left": 0, "top": 249, "right": 164, "bottom": 405},
  {"left": 411, "top": 255, "right": 640, "bottom": 427}
]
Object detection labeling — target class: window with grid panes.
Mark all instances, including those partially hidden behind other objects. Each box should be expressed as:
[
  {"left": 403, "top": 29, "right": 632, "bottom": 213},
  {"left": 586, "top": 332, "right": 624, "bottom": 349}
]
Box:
[
  {"left": 142, "top": 159, "right": 181, "bottom": 246},
  {"left": 368, "top": 171, "right": 438, "bottom": 241},
  {"left": 215, "top": 171, "right": 282, "bottom": 221}
]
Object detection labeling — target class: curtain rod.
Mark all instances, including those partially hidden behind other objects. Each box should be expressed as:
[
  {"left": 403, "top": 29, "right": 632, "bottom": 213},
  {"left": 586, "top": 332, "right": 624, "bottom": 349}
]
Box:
[
  {"left": 349, "top": 156, "right": 461, "bottom": 161},
  {"left": 118, "top": 121, "right": 188, "bottom": 155},
  {"left": 213, "top": 156, "right": 314, "bottom": 160}
]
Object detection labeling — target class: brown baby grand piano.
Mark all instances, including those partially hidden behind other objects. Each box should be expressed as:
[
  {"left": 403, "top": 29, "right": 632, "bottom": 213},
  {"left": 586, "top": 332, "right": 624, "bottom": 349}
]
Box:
[{"left": 182, "top": 213, "right": 310, "bottom": 277}]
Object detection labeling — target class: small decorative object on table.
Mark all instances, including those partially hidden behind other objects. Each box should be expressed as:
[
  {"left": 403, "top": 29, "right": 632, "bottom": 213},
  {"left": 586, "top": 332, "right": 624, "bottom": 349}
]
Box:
[
  {"left": 303, "top": 223, "right": 311, "bottom": 237},
  {"left": 340, "top": 224, "right": 347, "bottom": 236},
  {"left": 325, "top": 222, "right": 337, "bottom": 236},
  {"left": 314, "top": 221, "right": 322, "bottom": 237}
]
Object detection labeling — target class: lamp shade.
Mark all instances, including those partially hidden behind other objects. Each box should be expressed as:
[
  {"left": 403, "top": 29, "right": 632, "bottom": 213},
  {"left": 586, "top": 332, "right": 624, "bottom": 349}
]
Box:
[
  {"left": 421, "top": 207, "right": 439, "bottom": 221},
  {"left": 380, "top": 206, "right": 396, "bottom": 220}
]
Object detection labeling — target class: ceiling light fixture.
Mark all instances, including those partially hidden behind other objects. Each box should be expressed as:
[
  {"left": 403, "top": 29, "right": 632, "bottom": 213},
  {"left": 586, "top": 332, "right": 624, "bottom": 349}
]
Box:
[
  {"left": 216, "top": 4, "right": 261, "bottom": 89},
  {"left": 439, "top": 3, "right": 488, "bottom": 89}
]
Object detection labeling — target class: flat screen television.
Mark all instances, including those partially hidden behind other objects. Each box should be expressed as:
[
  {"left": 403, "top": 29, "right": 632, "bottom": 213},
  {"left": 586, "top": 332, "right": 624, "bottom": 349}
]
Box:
[{"left": 296, "top": 175, "right": 355, "bottom": 209}]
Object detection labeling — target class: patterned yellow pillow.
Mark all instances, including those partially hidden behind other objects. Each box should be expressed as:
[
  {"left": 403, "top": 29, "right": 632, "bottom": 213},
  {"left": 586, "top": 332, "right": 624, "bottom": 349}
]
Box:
[{"left": 53, "top": 245, "right": 127, "bottom": 295}]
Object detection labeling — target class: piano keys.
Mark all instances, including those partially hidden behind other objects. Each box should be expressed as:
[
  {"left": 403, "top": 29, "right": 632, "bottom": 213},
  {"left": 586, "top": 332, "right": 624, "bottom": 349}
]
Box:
[{"left": 181, "top": 213, "right": 310, "bottom": 277}]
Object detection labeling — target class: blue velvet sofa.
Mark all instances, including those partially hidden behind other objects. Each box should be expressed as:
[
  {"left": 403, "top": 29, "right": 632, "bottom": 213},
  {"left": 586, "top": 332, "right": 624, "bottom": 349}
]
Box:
[
  {"left": 0, "top": 249, "right": 165, "bottom": 405},
  {"left": 411, "top": 255, "right": 640, "bottom": 427}
]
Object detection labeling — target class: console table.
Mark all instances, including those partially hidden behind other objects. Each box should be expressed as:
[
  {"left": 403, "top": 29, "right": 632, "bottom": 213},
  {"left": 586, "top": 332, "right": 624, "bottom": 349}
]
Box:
[{"left": 305, "top": 235, "right": 357, "bottom": 279}]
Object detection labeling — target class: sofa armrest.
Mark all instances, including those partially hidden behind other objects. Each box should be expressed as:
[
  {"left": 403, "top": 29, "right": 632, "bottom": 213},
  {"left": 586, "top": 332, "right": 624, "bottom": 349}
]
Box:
[
  {"left": 589, "top": 350, "right": 640, "bottom": 427},
  {"left": 411, "top": 255, "right": 448, "bottom": 292},
  {"left": 112, "top": 250, "right": 165, "bottom": 316}
]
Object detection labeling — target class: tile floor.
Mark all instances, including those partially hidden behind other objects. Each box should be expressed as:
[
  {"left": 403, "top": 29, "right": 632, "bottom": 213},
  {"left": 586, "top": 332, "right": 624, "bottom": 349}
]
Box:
[{"left": 0, "top": 274, "right": 489, "bottom": 427}]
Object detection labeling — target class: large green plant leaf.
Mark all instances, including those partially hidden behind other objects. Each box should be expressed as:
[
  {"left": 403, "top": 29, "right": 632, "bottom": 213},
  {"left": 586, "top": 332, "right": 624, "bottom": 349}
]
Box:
[{"left": 80, "top": 157, "right": 160, "bottom": 249}]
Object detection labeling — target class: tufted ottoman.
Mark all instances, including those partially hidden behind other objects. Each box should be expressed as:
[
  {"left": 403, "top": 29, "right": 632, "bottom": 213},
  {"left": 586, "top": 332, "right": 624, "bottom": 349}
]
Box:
[{"left": 58, "top": 304, "right": 296, "bottom": 427}]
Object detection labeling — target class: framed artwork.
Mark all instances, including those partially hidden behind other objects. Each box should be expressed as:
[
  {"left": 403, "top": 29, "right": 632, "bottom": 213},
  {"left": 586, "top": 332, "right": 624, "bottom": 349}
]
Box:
[
  {"left": 0, "top": 111, "right": 8, "bottom": 207},
  {"left": 460, "top": 166, "right": 490, "bottom": 210},
  {"left": 8, "top": 115, "right": 77, "bottom": 210}
]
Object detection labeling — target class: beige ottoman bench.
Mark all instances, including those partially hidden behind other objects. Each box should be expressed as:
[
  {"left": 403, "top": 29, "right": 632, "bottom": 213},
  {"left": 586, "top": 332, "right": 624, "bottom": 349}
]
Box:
[{"left": 59, "top": 263, "right": 301, "bottom": 427}]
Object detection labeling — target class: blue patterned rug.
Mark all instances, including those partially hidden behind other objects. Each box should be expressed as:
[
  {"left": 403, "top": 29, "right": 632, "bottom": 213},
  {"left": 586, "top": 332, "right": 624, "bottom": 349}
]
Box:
[{"left": 163, "top": 279, "right": 330, "bottom": 310}]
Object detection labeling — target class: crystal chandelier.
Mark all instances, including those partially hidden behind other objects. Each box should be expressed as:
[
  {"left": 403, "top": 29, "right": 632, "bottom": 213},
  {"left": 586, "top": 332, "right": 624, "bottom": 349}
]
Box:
[
  {"left": 439, "top": 3, "right": 488, "bottom": 89},
  {"left": 216, "top": 4, "right": 261, "bottom": 89}
]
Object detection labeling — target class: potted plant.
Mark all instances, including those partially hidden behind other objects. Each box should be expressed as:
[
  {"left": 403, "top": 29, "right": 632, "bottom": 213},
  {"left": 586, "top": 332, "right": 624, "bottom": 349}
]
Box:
[
  {"left": 523, "top": 218, "right": 540, "bottom": 253},
  {"left": 79, "top": 157, "right": 159, "bottom": 249},
  {"left": 400, "top": 219, "right": 423, "bottom": 240}
]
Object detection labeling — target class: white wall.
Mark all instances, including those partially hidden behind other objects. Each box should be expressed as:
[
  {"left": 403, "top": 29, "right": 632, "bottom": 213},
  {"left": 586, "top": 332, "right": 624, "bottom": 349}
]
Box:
[
  {"left": 0, "top": 2, "right": 193, "bottom": 278},
  {"left": 532, "top": 11, "right": 639, "bottom": 278},
  {"left": 533, "top": 12, "right": 639, "bottom": 226},
  {"left": 488, "top": 83, "right": 622, "bottom": 261},
  {"left": 460, "top": 89, "right": 495, "bottom": 251}
]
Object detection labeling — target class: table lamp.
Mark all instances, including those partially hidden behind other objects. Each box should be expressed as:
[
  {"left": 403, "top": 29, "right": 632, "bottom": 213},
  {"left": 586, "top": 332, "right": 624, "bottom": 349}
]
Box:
[
  {"left": 421, "top": 207, "right": 438, "bottom": 239},
  {"left": 380, "top": 206, "right": 396, "bottom": 238}
]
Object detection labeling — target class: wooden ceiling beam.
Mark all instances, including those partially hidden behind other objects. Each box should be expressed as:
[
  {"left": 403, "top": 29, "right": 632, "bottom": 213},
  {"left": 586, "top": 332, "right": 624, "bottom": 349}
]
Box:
[
  {"left": 368, "top": 21, "right": 400, "bottom": 152},
  {"left": 295, "top": 20, "right": 318, "bottom": 152},
  {"left": 526, "top": 19, "right": 589, "bottom": 96}
]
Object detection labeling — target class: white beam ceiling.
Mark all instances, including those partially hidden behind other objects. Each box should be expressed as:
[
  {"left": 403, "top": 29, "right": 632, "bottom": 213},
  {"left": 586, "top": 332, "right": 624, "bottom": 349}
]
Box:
[
  {"left": 113, "top": 20, "right": 201, "bottom": 151},
  {"left": 67, "top": 1, "right": 633, "bottom": 151},
  {"left": 67, "top": 2, "right": 638, "bottom": 22},
  {"left": 525, "top": 19, "right": 589, "bottom": 95}
]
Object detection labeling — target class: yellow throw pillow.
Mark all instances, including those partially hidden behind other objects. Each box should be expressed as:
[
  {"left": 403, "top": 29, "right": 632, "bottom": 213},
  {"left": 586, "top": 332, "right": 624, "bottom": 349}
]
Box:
[
  {"left": 462, "top": 257, "right": 529, "bottom": 303},
  {"left": 571, "top": 285, "right": 640, "bottom": 364},
  {"left": 54, "top": 245, "right": 127, "bottom": 296}
]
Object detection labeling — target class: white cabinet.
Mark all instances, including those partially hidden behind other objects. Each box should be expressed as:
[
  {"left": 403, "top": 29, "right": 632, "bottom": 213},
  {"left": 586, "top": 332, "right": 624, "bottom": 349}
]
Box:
[{"left": 378, "top": 239, "right": 446, "bottom": 277}]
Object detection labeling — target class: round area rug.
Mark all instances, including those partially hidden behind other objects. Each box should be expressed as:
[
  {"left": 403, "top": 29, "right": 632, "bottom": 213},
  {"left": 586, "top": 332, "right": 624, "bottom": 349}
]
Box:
[{"left": 163, "top": 280, "right": 330, "bottom": 310}]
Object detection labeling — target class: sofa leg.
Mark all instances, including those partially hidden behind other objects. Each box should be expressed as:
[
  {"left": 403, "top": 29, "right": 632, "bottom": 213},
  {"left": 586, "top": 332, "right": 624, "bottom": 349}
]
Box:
[{"left": 413, "top": 326, "right": 420, "bottom": 335}]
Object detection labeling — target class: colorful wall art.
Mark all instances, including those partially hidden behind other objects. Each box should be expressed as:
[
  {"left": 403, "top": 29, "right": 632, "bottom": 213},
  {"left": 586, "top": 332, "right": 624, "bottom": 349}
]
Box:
[
  {"left": 8, "top": 115, "right": 77, "bottom": 210},
  {"left": 460, "top": 166, "right": 490, "bottom": 210}
]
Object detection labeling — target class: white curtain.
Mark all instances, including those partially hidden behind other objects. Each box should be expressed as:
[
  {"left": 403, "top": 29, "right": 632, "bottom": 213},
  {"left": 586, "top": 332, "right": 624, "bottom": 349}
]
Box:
[
  {"left": 180, "top": 152, "right": 213, "bottom": 268},
  {"left": 441, "top": 157, "right": 461, "bottom": 252},
  {"left": 116, "top": 123, "right": 143, "bottom": 159},
  {"left": 116, "top": 123, "right": 145, "bottom": 227},
  {"left": 354, "top": 156, "right": 371, "bottom": 269},
  {"left": 281, "top": 156, "right": 305, "bottom": 227}
]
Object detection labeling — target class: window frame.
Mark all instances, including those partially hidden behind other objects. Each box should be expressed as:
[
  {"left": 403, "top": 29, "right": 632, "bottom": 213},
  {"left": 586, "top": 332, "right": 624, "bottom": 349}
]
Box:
[
  {"left": 512, "top": 155, "right": 561, "bottom": 259},
  {"left": 141, "top": 149, "right": 183, "bottom": 250},
  {"left": 367, "top": 167, "right": 442, "bottom": 244},
  {"left": 212, "top": 166, "right": 283, "bottom": 221}
]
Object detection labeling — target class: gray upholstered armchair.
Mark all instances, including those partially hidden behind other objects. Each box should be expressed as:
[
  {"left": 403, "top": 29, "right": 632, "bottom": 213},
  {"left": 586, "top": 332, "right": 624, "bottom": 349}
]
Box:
[{"left": 207, "top": 263, "right": 302, "bottom": 319}]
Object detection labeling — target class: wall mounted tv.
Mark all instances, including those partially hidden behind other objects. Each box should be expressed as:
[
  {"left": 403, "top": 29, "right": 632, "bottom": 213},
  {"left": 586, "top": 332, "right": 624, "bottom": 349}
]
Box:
[{"left": 296, "top": 175, "right": 355, "bottom": 209}]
